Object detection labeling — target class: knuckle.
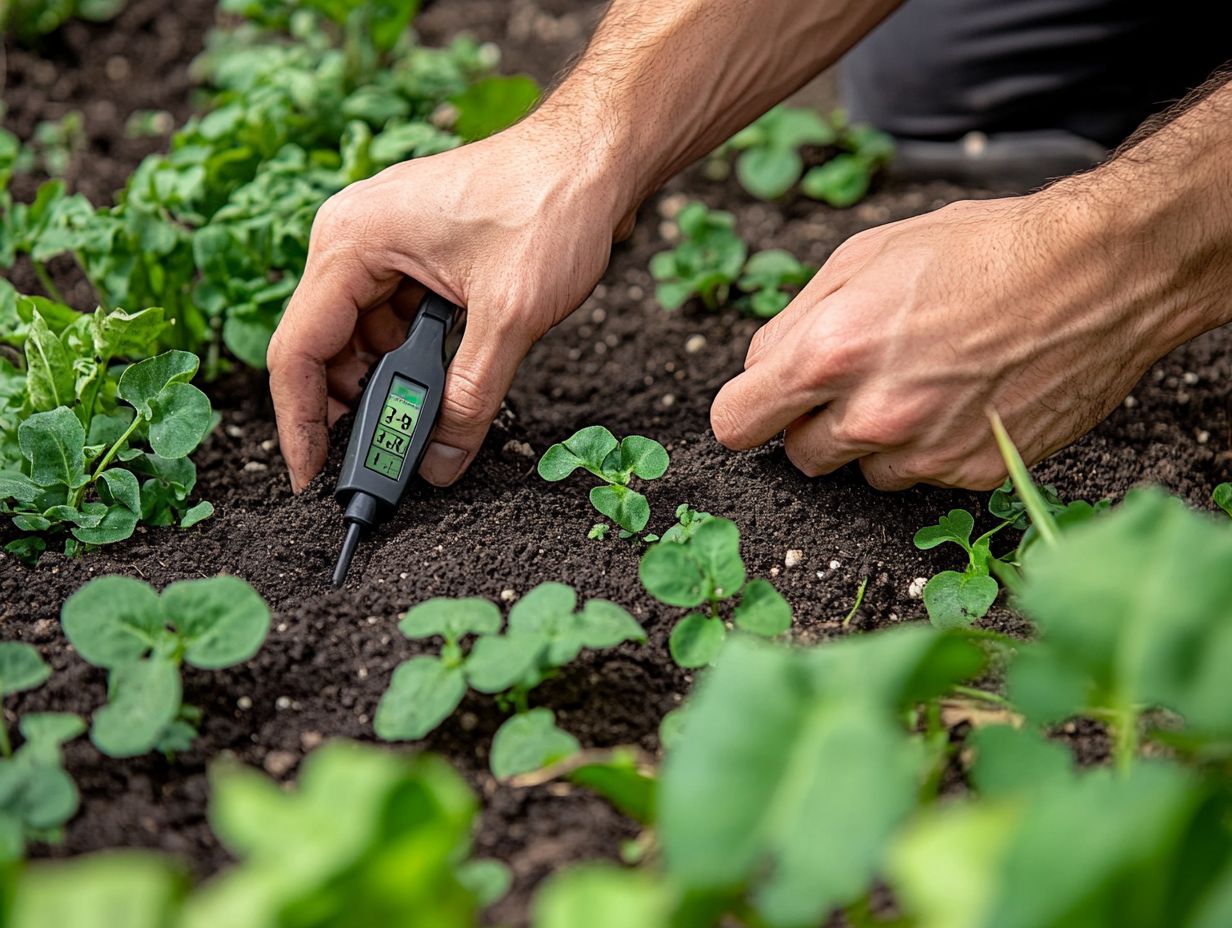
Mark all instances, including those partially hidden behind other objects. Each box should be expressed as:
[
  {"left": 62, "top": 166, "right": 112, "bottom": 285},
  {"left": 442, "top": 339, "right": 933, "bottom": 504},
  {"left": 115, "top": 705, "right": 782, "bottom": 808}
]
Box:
[
  {"left": 782, "top": 433, "right": 823, "bottom": 478},
  {"left": 859, "top": 456, "right": 916, "bottom": 492},
  {"left": 710, "top": 397, "right": 750, "bottom": 449},
  {"left": 443, "top": 365, "right": 498, "bottom": 425}
]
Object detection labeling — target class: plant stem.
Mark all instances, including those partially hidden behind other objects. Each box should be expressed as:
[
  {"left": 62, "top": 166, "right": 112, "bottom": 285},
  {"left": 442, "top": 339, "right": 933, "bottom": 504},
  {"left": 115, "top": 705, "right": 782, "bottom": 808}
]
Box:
[
  {"left": 72, "top": 414, "right": 143, "bottom": 508},
  {"left": 988, "top": 408, "right": 1059, "bottom": 548},
  {"left": 32, "top": 261, "right": 66, "bottom": 305},
  {"left": 842, "top": 577, "right": 869, "bottom": 627},
  {"left": 0, "top": 713, "right": 10, "bottom": 758},
  {"left": 1113, "top": 704, "right": 1139, "bottom": 774},
  {"left": 950, "top": 685, "right": 1012, "bottom": 708}
]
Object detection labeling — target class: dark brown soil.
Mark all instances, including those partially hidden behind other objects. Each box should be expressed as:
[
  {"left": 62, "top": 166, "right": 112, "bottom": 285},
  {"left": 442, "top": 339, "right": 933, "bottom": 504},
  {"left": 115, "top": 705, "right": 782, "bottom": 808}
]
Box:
[{"left": 2, "top": 2, "right": 1231, "bottom": 926}]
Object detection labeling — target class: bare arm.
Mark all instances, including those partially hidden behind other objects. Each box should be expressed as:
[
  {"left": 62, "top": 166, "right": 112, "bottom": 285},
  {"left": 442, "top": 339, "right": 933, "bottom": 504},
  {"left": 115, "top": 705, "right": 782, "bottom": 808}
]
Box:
[{"left": 268, "top": 0, "right": 900, "bottom": 490}]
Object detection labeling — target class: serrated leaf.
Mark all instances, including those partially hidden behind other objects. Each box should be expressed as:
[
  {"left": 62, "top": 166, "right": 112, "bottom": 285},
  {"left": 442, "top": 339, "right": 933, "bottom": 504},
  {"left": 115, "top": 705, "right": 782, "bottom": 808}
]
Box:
[
  {"left": 165, "top": 575, "right": 270, "bottom": 669},
  {"left": 373, "top": 657, "right": 466, "bottom": 741},
  {"left": 61, "top": 575, "right": 164, "bottom": 668},
  {"left": 92, "top": 657, "right": 182, "bottom": 758},
  {"left": 489, "top": 708, "right": 580, "bottom": 779},
  {"left": 733, "top": 578, "right": 791, "bottom": 636}
]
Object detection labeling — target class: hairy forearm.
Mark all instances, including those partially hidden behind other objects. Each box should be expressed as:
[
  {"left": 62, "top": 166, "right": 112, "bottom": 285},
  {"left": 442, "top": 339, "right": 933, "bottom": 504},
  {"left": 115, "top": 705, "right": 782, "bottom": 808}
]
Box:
[{"left": 524, "top": 0, "right": 901, "bottom": 230}]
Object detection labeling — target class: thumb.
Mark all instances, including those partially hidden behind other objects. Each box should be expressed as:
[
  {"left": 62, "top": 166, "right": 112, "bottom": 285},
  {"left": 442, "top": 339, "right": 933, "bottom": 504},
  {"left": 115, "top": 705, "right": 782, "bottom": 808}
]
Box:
[{"left": 419, "top": 313, "right": 531, "bottom": 487}]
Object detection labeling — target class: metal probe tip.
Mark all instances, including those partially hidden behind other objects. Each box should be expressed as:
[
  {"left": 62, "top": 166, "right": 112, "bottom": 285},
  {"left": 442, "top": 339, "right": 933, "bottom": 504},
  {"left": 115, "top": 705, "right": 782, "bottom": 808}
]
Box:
[{"left": 332, "top": 522, "right": 363, "bottom": 588}]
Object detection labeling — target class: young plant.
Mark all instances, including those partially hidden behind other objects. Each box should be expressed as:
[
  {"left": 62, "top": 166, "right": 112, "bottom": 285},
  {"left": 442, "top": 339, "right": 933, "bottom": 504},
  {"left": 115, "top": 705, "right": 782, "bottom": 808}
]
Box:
[
  {"left": 59, "top": 575, "right": 270, "bottom": 758},
  {"left": 374, "top": 583, "right": 645, "bottom": 776},
  {"left": 1214, "top": 482, "right": 1231, "bottom": 518},
  {"left": 650, "top": 202, "right": 748, "bottom": 311},
  {"left": 537, "top": 426, "right": 669, "bottom": 535},
  {"left": 639, "top": 517, "right": 791, "bottom": 667},
  {"left": 912, "top": 510, "right": 1008, "bottom": 630},
  {"left": 0, "top": 642, "right": 85, "bottom": 863},
  {"left": 801, "top": 117, "right": 895, "bottom": 208},
  {"left": 660, "top": 503, "right": 714, "bottom": 543},
  {"left": 0, "top": 297, "right": 214, "bottom": 561},
  {"left": 736, "top": 249, "right": 815, "bottom": 318},
  {"left": 722, "top": 105, "right": 837, "bottom": 199}
]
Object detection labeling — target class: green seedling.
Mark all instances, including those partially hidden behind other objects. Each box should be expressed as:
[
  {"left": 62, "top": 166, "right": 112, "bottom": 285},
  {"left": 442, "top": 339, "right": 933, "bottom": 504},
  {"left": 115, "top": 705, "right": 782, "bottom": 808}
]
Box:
[
  {"left": 0, "top": 642, "right": 84, "bottom": 862},
  {"left": 913, "top": 510, "right": 1008, "bottom": 630},
  {"left": 989, "top": 477, "right": 1109, "bottom": 562},
  {"left": 723, "top": 105, "right": 837, "bottom": 199},
  {"left": 59, "top": 575, "right": 270, "bottom": 758},
  {"left": 660, "top": 503, "right": 714, "bottom": 543},
  {"left": 587, "top": 523, "right": 609, "bottom": 541},
  {"left": 0, "top": 301, "right": 215, "bottom": 560},
  {"left": 650, "top": 202, "right": 748, "bottom": 311},
  {"left": 375, "top": 583, "right": 646, "bottom": 774},
  {"left": 736, "top": 249, "right": 815, "bottom": 318},
  {"left": 640, "top": 516, "right": 791, "bottom": 667},
  {"left": 538, "top": 426, "right": 669, "bottom": 534},
  {"left": 801, "top": 118, "right": 895, "bottom": 208},
  {"left": 1214, "top": 482, "right": 1231, "bottom": 518}
]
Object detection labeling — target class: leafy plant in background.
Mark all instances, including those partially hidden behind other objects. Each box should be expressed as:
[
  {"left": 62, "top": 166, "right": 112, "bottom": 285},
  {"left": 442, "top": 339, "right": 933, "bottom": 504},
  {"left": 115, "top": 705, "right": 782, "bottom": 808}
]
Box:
[
  {"left": 650, "top": 203, "right": 747, "bottom": 311},
  {"left": 651, "top": 203, "right": 813, "bottom": 316},
  {"left": 720, "top": 105, "right": 836, "bottom": 199},
  {"left": 0, "top": 0, "right": 126, "bottom": 40},
  {"left": 736, "top": 249, "right": 815, "bottom": 317},
  {"left": 375, "top": 583, "right": 645, "bottom": 777},
  {"left": 0, "top": 642, "right": 84, "bottom": 862},
  {"left": 0, "top": 291, "right": 215, "bottom": 562},
  {"left": 801, "top": 115, "right": 896, "bottom": 208},
  {"left": 537, "top": 426, "right": 669, "bottom": 535},
  {"left": 59, "top": 575, "right": 270, "bottom": 758},
  {"left": 640, "top": 517, "right": 791, "bottom": 667},
  {"left": 0, "top": 0, "right": 540, "bottom": 373},
  {"left": 3, "top": 741, "right": 509, "bottom": 928}
]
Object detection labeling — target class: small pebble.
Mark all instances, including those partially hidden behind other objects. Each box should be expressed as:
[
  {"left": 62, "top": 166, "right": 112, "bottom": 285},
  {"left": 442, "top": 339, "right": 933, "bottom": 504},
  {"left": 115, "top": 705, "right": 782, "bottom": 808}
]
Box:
[
  {"left": 684, "top": 334, "right": 707, "bottom": 354},
  {"left": 1182, "top": 371, "right": 1199, "bottom": 385},
  {"left": 301, "top": 731, "right": 324, "bottom": 751},
  {"left": 591, "top": 307, "right": 606, "bottom": 323},
  {"left": 357, "top": 667, "right": 368, "bottom": 681},
  {"left": 260, "top": 439, "right": 276, "bottom": 452},
  {"left": 243, "top": 461, "right": 268, "bottom": 473},
  {"left": 275, "top": 696, "right": 292, "bottom": 711},
  {"left": 769, "top": 566, "right": 780, "bottom": 577},
  {"left": 908, "top": 577, "right": 928, "bottom": 599},
  {"left": 224, "top": 424, "right": 244, "bottom": 438},
  {"left": 105, "top": 56, "right": 130, "bottom": 81},
  {"left": 500, "top": 589, "right": 516, "bottom": 602},
  {"left": 263, "top": 750, "right": 297, "bottom": 778},
  {"left": 1197, "top": 430, "right": 1210, "bottom": 444},
  {"left": 237, "top": 696, "right": 252, "bottom": 710},
  {"left": 660, "top": 394, "right": 675, "bottom": 408},
  {"left": 1123, "top": 395, "right": 1137, "bottom": 409},
  {"left": 828, "top": 559, "right": 841, "bottom": 570},
  {"left": 502, "top": 439, "right": 535, "bottom": 459},
  {"left": 784, "top": 549, "right": 803, "bottom": 568},
  {"left": 628, "top": 285, "right": 644, "bottom": 301}
]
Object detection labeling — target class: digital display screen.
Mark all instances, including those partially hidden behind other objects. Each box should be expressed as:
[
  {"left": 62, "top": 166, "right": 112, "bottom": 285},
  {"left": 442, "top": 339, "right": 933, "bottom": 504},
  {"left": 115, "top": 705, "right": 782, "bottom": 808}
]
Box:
[{"left": 363, "top": 376, "right": 427, "bottom": 480}]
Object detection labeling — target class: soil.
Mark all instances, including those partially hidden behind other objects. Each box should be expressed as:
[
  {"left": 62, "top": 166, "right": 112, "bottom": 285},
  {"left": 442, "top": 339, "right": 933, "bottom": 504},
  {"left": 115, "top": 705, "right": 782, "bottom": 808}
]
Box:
[{"left": 2, "top": 1, "right": 1230, "bottom": 926}]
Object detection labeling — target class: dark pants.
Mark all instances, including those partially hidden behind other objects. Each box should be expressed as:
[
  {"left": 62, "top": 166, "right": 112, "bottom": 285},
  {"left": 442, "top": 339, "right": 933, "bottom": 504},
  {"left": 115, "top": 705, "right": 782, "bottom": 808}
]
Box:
[{"left": 842, "top": 0, "right": 1232, "bottom": 148}]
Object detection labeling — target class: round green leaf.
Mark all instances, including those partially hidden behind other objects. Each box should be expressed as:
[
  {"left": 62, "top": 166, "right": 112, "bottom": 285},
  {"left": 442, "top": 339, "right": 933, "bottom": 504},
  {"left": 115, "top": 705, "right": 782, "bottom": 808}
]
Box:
[
  {"left": 164, "top": 575, "right": 271, "bottom": 670},
  {"left": 179, "top": 501, "right": 214, "bottom": 528},
  {"left": 590, "top": 485, "right": 650, "bottom": 533},
  {"left": 640, "top": 541, "right": 706, "bottom": 608},
  {"left": 801, "top": 155, "right": 872, "bottom": 208},
  {"left": 669, "top": 614, "right": 726, "bottom": 668},
  {"left": 373, "top": 657, "right": 467, "bottom": 741},
  {"left": 618, "top": 436, "right": 669, "bottom": 481},
  {"left": 70, "top": 503, "right": 139, "bottom": 545},
  {"left": 399, "top": 597, "right": 503, "bottom": 641},
  {"left": 147, "top": 382, "right": 212, "bottom": 458},
  {"left": 117, "top": 350, "right": 199, "bottom": 417},
  {"left": 506, "top": 582, "right": 577, "bottom": 638},
  {"left": 922, "top": 571, "right": 999, "bottom": 630},
  {"left": 913, "top": 509, "right": 976, "bottom": 551},
  {"left": 20, "top": 766, "right": 79, "bottom": 830},
  {"left": 736, "top": 146, "right": 802, "bottom": 199},
  {"left": 19, "top": 712, "right": 85, "bottom": 751},
  {"left": 691, "top": 518, "right": 746, "bottom": 599},
  {"left": 91, "top": 658, "right": 182, "bottom": 758},
  {"left": 733, "top": 579, "right": 792, "bottom": 637},
  {"left": 0, "top": 643, "right": 50, "bottom": 697},
  {"left": 576, "top": 599, "right": 646, "bottom": 649},
  {"left": 465, "top": 634, "right": 544, "bottom": 694},
  {"left": 489, "top": 708, "right": 580, "bottom": 779},
  {"left": 457, "top": 858, "right": 513, "bottom": 909},
  {"left": 61, "top": 575, "right": 163, "bottom": 668},
  {"left": 537, "top": 443, "right": 585, "bottom": 482}
]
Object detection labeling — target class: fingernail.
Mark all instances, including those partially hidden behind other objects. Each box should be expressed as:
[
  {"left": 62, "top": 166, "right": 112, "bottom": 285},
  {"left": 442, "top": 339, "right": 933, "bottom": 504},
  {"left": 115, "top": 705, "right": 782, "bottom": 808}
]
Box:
[{"left": 420, "top": 442, "right": 468, "bottom": 486}]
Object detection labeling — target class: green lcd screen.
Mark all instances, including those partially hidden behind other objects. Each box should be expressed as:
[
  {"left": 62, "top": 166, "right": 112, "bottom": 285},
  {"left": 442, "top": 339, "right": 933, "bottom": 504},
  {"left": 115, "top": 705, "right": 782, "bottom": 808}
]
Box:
[{"left": 363, "top": 376, "right": 427, "bottom": 480}]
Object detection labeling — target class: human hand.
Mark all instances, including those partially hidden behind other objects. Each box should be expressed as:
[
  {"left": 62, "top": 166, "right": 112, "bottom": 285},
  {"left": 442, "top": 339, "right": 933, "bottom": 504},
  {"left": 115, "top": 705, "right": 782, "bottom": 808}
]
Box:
[
  {"left": 710, "top": 189, "right": 1215, "bottom": 490},
  {"left": 268, "top": 120, "right": 626, "bottom": 491}
]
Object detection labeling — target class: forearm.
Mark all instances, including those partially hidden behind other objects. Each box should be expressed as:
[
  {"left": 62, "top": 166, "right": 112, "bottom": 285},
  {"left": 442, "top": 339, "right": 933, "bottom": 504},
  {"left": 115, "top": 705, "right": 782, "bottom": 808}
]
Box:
[
  {"left": 1047, "top": 75, "right": 1232, "bottom": 349},
  {"left": 523, "top": 0, "right": 901, "bottom": 231}
]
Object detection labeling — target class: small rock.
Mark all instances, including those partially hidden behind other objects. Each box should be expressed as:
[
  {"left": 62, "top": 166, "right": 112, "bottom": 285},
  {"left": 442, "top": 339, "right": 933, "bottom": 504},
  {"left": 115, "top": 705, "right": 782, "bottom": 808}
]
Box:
[
  {"left": 784, "top": 549, "right": 803, "bottom": 568},
  {"left": 769, "top": 566, "right": 780, "bottom": 577},
  {"left": 660, "top": 394, "right": 676, "bottom": 408},
  {"left": 1197, "top": 430, "right": 1210, "bottom": 444},
  {"left": 301, "top": 731, "right": 324, "bottom": 751},
  {"left": 684, "top": 334, "right": 707, "bottom": 354},
  {"left": 275, "top": 696, "right": 292, "bottom": 711},
  {"left": 591, "top": 308, "right": 606, "bottom": 323},
  {"left": 908, "top": 577, "right": 928, "bottom": 599},
  {"left": 237, "top": 696, "right": 252, "bottom": 711},
  {"left": 263, "top": 750, "right": 297, "bottom": 778},
  {"left": 224, "top": 424, "right": 244, "bottom": 438},
  {"left": 1123, "top": 395, "right": 1137, "bottom": 409},
  {"left": 243, "top": 461, "right": 268, "bottom": 473},
  {"left": 1182, "top": 371, "right": 1199, "bottom": 385},
  {"left": 105, "top": 56, "right": 130, "bottom": 82},
  {"left": 500, "top": 589, "right": 516, "bottom": 602},
  {"left": 502, "top": 439, "right": 535, "bottom": 459},
  {"left": 260, "top": 439, "right": 276, "bottom": 452},
  {"left": 628, "top": 285, "right": 644, "bottom": 301},
  {"left": 828, "top": 559, "right": 841, "bottom": 570},
  {"left": 357, "top": 667, "right": 368, "bottom": 681}
]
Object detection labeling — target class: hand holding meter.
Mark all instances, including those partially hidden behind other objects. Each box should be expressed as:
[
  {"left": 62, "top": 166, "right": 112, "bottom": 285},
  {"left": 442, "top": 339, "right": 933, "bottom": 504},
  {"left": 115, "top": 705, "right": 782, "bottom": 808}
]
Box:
[{"left": 332, "top": 291, "right": 463, "bottom": 586}]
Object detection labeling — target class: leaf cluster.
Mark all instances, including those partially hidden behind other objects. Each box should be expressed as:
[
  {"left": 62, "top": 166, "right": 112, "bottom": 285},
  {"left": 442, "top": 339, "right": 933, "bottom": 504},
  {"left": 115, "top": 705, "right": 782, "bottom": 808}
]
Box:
[
  {"left": 375, "top": 583, "right": 646, "bottom": 761},
  {"left": 537, "top": 425, "right": 669, "bottom": 534},
  {"left": 0, "top": 2, "right": 538, "bottom": 373},
  {"left": 650, "top": 202, "right": 814, "bottom": 317},
  {"left": 0, "top": 295, "right": 214, "bottom": 561},
  {"left": 0, "top": 0, "right": 125, "bottom": 41},
  {"left": 4, "top": 740, "right": 509, "bottom": 928},
  {"left": 59, "top": 575, "right": 270, "bottom": 757},
  {"left": 0, "top": 642, "right": 83, "bottom": 863},
  {"left": 640, "top": 517, "right": 791, "bottom": 667}
]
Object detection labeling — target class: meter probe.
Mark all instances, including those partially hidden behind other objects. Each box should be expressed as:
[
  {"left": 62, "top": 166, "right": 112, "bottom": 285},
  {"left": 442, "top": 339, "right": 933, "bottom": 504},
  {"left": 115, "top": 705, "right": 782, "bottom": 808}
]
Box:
[{"left": 331, "top": 290, "right": 463, "bottom": 587}]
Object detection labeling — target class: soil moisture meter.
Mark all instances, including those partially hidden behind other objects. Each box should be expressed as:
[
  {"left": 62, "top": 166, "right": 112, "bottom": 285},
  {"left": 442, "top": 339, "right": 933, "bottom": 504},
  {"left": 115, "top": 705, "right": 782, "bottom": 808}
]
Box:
[{"left": 331, "top": 290, "right": 463, "bottom": 587}]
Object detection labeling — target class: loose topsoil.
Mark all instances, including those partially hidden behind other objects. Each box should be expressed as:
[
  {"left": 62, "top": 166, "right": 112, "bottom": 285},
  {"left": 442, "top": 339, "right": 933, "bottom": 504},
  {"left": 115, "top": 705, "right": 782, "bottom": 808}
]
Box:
[{"left": 3, "top": 2, "right": 1230, "bottom": 925}]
